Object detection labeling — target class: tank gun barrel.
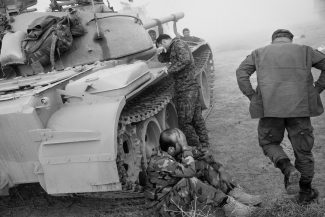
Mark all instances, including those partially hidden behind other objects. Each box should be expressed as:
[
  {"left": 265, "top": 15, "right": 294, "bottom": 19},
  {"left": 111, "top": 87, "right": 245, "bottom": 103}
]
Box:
[
  {"left": 54, "top": 0, "right": 76, "bottom": 6},
  {"left": 143, "top": 12, "right": 184, "bottom": 29},
  {"left": 59, "top": 1, "right": 76, "bottom": 6}
]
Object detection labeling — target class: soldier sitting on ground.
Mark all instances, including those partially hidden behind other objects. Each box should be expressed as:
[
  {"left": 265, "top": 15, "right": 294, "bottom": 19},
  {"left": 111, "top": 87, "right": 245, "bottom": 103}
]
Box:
[
  {"left": 145, "top": 128, "right": 260, "bottom": 217},
  {"left": 161, "top": 128, "right": 262, "bottom": 205}
]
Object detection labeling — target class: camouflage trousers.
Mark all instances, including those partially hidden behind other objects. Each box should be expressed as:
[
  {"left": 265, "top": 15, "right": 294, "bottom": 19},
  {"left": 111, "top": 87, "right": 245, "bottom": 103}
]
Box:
[
  {"left": 258, "top": 117, "right": 315, "bottom": 183},
  {"left": 154, "top": 177, "right": 227, "bottom": 217},
  {"left": 175, "top": 88, "right": 209, "bottom": 148},
  {"left": 195, "top": 157, "right": 236, "bottom": 193}
]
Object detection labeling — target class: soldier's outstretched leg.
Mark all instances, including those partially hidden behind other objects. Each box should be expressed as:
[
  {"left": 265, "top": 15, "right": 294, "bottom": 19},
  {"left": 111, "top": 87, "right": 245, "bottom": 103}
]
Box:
[
  {"left": 195, "top": 159, "right": 262, "bottom": 206},
  {"left": 258, "top": 117, "right": 300, "bottom": 194},
  {"left": 156, "top": 177, "right": 226, "bottom": 216},
  {"left": 157, "top": 177, "right": 255, "bottom": 217},
  {"left": 286, "top": 117, "right": 318, "bottom": 204}
]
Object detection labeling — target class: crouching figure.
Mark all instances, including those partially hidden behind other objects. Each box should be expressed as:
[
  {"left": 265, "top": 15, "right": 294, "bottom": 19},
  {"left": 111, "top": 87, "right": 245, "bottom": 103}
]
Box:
[{"left": 145, "top": 128, "right": 261, "bottom": 217}]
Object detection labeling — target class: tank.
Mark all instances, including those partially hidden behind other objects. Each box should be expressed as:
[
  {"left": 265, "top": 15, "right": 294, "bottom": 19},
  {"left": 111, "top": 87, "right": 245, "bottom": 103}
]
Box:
[{"left": 0, "top": 0, "right": 215, "bottom": 197}]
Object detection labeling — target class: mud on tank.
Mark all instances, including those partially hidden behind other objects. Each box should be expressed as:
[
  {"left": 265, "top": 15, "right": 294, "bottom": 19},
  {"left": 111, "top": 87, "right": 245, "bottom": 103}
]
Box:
[{"left": 0, "top": 0, "right": 215, "bottom": 197}]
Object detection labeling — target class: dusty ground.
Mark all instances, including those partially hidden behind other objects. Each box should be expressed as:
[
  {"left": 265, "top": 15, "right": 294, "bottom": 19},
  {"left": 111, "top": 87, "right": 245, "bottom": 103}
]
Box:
[{"left": 1, "top": 21, "right": 325, "bottom": 217}]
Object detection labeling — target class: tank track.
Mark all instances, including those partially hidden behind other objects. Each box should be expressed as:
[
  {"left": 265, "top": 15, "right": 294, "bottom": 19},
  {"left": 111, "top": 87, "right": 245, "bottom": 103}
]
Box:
[
  {"left": 193, "top": 47, "right": 215, "bottom": 105},
  {"left": 119, "top": 76, "right": 175, "bottom": 125},
  {"left": 194, "top": 48, "right": 211, "bottom": 72}
]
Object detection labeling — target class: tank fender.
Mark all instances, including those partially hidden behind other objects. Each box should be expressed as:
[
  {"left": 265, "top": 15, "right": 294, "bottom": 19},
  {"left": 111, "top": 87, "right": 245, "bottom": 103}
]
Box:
[
  {"left": 65, "top": 61, "right": 151, "bottom": 97},
  {"left": 35, "top": 94, "right": 125, "bottom": 194}
]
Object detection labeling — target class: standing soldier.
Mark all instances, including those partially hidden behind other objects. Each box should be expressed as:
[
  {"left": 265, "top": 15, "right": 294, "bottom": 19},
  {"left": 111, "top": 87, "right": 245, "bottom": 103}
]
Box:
[
  {"left": 156, "top": 34, "right": 209, "bottom": 153},
  {"left": 145, "top": 129, "right": 256, "bottom": 217},
  {"left": 236, "top": 29, "right": 325, "bottom": 204}
]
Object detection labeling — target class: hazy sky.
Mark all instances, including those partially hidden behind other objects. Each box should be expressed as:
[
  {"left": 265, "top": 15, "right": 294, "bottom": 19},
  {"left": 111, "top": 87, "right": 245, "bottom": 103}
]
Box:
[{"left": 36, "top": 0, "right": 318, "bottom": 46}]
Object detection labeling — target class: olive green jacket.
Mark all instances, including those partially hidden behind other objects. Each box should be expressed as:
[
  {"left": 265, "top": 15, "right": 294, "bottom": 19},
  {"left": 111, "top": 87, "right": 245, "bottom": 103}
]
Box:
[{"left": 237, "top": 40, "right": 325, "bottom": 118}]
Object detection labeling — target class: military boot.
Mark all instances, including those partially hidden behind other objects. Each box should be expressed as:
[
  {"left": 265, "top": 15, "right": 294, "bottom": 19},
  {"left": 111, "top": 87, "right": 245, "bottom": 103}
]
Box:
[
  {"left": 276, "top": 159, "right": 301, "bottom": 194},
  {"left": 284, "top": 168, "right": 301, "bottom": 195},
  {"left": 228, "top": 186, "right": 262, "bottom": 206},
  {"left": 222, "top": 196, "right": 256, "bottom": 217},
  {"left": 297, "top": 182, "right": 319, "bottom": 205}
]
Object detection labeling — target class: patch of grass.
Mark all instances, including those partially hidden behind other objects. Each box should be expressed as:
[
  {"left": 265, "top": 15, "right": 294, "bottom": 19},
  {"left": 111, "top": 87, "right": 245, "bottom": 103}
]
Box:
[{"left": 250, "top": 198, "right": 325, "bottom": 217}]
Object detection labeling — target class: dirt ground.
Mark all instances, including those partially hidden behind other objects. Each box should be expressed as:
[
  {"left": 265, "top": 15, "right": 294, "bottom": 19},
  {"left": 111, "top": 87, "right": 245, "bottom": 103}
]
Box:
[{"left": 1, "top": 22, "right": 325, "bottom": 217}]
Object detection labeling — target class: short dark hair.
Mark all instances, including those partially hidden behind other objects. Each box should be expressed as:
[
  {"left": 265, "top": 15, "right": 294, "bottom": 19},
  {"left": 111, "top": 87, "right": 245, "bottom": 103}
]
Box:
[
  {"left": 272, "top": 29, "right": 294, "bottom": 41},
  {"left": 159, "top": 129, "right": 176, "bottom": 152},
  {"left": 148, "top": 29, "right": 156, "bottom": 34},
  {"left": 156, "top": 34, "right": 171, "bottom": 45},
  {"left": 182, "top": 28, "right": 189, "bottom": 33}
]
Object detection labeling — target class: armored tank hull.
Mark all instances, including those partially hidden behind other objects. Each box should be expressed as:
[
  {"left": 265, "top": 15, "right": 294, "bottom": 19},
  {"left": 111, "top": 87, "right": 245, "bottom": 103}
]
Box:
[{"left": 0, "top": 4, "right": 215, "bottom": 197}]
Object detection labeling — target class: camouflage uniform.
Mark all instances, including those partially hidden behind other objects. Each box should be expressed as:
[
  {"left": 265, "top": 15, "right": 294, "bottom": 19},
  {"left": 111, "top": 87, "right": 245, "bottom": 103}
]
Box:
[
  {"left": 176, "top": 148, "right": 235, "bottom": 193},
  {"left": 146, "top": 150, "right": 227, "bottom": 216},
  {"left": 158, "top": 38, "right": 209, "bottom": 148}
]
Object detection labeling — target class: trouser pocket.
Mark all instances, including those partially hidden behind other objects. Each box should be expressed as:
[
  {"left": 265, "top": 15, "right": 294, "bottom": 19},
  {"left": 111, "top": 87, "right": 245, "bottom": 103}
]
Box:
[{"left": 289, "top": 126, "right": 314, "bottom": 153}]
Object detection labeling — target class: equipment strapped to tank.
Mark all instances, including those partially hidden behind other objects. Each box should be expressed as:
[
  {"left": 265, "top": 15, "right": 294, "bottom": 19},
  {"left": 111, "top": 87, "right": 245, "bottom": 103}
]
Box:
[
  {"left": 0, "top": 31, "right": 26, "bottom": 66},
  {"left": 23, "top": 15, "right": 73, "bottom": 72}
]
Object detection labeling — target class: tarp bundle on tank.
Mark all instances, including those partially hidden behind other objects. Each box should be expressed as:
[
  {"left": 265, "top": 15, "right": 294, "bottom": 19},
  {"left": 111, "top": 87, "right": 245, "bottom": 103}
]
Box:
[{"left": 0, "top": 8, "right": 85, "bottom": 77}]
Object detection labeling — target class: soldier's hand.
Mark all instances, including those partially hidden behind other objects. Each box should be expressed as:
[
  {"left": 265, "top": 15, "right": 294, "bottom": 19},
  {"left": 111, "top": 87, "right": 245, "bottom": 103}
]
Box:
[
  {"left": 156, "top": 47, "right": 166, "bottom": 54},
  {"left": 172, "top": 14, "right": 179, "bottom": 22},
  {"left": 179, "top": 141, "right": 191, "bottom": 152},
  {"left": 247, "top": 94, "right": 254, "bottom": 101}
]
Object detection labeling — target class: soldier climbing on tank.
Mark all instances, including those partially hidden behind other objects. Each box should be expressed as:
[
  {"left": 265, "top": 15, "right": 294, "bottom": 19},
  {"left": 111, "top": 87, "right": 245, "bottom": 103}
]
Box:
[
  {"left": 145, "top": 128, "right": 258, "bottom": 217},
  {"left": 173, "top": 19, "right": 203, "bottom": 43},
  {"left": 156, "top": 34, "right": 210, "bottom": 159}
]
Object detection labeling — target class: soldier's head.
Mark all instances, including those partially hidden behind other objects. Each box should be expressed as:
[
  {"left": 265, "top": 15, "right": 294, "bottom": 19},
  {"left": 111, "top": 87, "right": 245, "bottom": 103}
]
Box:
[
  {"left": 159, "top": 128, "right": 187, "bottom": 156},
  {"left": 271, "top": 29, "right": 294, "bottom": 43},
  {"left": 148, "top": 29, "right": 157, "bottom": 42},
  {"left": 182, "top": 28, "right": 190, "bottom": 37},
  {"left": 156, "top": 34, "right": 172, "bottom": 50}
]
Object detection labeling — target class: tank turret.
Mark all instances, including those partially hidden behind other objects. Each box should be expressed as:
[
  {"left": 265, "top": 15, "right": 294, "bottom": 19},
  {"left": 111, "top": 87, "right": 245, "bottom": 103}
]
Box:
[{"left": 0, "top": 0, "right": 215, "bottom": 197}]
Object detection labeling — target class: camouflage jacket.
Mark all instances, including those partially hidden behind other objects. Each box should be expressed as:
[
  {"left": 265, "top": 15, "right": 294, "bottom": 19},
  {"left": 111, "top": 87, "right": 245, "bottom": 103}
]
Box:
[
  {"left": 176, "top": 147, "right": 223, "bottom": 173},
  {"left": 146, "top": 150, "right": 195, "bottom": 201},
  {"left": 158, "top": 38, "right": 198, "bottom": 93}
]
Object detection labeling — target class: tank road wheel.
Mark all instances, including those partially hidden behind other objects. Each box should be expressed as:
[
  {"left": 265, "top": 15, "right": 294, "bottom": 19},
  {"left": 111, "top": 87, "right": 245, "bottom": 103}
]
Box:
[
  {"left": 156, "top": 102, "right": 179, "bottom": 130},
  {"left": 197, "top": 70, "right": 211, "bottom": 110},
  {"left": 137, "top": 117, "right": 162, "bottom": 168},
  {"left": 117, "top": 125, "right": 142, "bottom": 189}
]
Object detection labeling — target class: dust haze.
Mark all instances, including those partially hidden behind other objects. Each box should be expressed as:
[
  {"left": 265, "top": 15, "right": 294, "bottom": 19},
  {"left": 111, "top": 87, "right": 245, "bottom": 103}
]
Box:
[{"left": 37, "top": 0, "right": 322, "bottom": 50}]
